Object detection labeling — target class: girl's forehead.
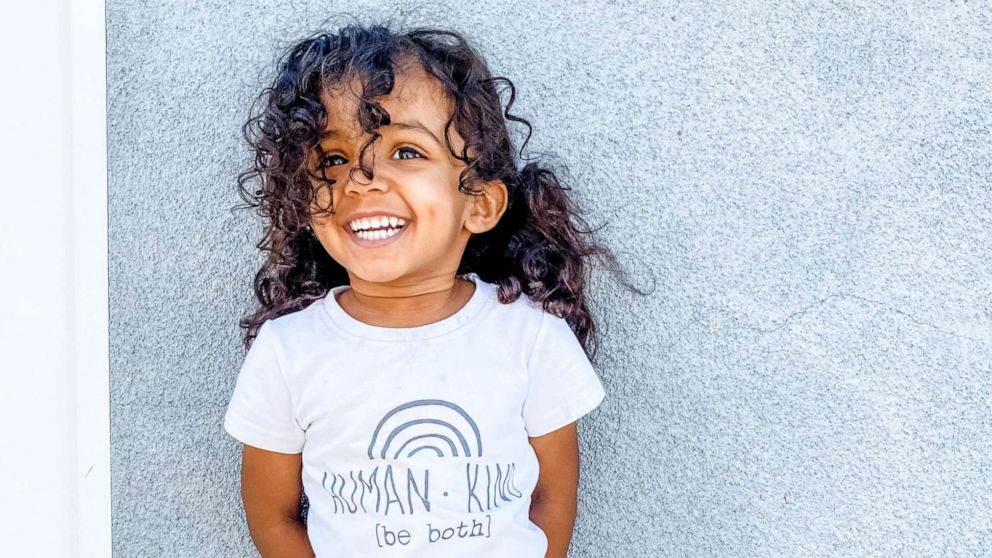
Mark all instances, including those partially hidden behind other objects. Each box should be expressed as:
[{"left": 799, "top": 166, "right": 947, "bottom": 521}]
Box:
[{"left": 318, "top": 67, "right": 453, "bottom": 138}]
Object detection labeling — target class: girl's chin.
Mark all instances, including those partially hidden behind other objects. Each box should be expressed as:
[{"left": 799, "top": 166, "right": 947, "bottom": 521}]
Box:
[{"left": 346, "top": 265, "right": 412, "bottom": 284}]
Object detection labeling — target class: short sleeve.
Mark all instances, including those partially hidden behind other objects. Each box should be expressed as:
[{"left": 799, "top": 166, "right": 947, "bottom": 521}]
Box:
[
  {"left": 223, "top": 320, "right": 306, "bottom": 454},
  {"left": 522, "top": 312, "right": 606, "bottom": 437}
]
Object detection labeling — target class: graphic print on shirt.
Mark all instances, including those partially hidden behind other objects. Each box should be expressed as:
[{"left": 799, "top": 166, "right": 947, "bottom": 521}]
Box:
[
  {"left": 368, "top": 399, "right": 483, "bottom": 460},
  {"left": 318, "top": 399, "right": 526, "bottom": 549}
]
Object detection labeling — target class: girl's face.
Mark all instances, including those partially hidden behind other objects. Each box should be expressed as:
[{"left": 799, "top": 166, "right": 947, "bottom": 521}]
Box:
[{"left": 306, "top": 64, "right": 499, "bottom": 290}]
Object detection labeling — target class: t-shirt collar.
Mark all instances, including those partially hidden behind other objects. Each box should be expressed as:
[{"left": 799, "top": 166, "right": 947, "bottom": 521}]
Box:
[{"left": 320, "top": 272, "right": 491, "bottom": 341}]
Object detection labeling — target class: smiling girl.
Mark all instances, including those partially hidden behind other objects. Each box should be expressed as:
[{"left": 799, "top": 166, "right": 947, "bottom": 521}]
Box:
[{"left": 224, "top": 22, "right": 629, "bottom": 558}]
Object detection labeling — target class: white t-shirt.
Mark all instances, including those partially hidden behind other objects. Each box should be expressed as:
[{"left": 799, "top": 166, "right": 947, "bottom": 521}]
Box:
[{"left": 223, "top": 272, "right": 605, "bottom": 557}]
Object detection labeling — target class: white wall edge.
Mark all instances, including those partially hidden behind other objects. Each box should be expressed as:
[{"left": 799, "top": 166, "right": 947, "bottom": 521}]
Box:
[
  {"left": 1, "top": 1, "right": 109, "bottom": 556},
  {"left": 70, "top": 0, "right": 112, "bottom": 556}
]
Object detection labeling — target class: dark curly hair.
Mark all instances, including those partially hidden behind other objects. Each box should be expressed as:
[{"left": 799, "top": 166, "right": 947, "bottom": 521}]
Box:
[{"left": 233, "top": 21, "right": 645, "bottom": 362}]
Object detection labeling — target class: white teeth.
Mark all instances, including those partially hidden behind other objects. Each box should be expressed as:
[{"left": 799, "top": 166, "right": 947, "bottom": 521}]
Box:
[
  {"left": 356, "top": 227, "right": 402, "bottom": 241},
  {"left": 349, "top": 215, "right": 408, "bottom": 232}
]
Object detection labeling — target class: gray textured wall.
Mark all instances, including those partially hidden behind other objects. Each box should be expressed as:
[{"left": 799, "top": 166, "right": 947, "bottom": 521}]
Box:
[{"left": 108, "top": 1, "right": 992, "bottom": 556}]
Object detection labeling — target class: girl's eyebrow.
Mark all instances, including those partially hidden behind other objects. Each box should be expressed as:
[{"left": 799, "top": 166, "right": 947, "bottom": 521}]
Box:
[{"left": 320, "top": 119, "right": 442, "bottom": 147}]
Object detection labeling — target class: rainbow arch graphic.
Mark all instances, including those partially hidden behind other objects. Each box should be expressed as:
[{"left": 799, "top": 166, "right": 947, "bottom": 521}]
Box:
[{"left": 367, "top": 399, "right": 483, "bottom": 460}]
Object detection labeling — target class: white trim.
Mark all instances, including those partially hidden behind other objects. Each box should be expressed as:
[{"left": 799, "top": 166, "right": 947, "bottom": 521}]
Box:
[{"left": 71, "top": 0, "right": 112, "bottom": 556}]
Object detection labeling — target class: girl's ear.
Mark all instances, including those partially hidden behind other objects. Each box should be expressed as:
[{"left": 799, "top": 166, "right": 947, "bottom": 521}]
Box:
[{"left": 465, "top": 180, "right": 508, "bottom": 234}]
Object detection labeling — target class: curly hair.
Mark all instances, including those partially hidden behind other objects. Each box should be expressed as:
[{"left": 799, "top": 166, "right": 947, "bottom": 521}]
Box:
[{"left": 233, "top": 21, "right": 644, "bottom": 362}]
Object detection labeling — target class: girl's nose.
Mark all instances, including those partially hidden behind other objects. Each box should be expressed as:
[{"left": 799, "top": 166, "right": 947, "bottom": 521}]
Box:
[{"left": 343, "top": 160, "right": 395, "bottom": 196}]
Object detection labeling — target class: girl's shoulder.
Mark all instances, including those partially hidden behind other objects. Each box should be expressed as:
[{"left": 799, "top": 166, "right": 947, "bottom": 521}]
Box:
[
  {"left": 257, "top": 295, "right": 330, "bottom": 343},
  {"left": 478, "top": 280, "right": 558, "bottom": 341},
  {"left": 489, "top": 281, "right": 562, "bottom": 322}
]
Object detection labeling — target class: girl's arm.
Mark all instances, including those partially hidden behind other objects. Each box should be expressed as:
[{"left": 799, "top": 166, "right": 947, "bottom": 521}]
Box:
[
  {"left": 528, "top": 421, "right": 580, "bottom": 558},
  {"left": 240, "top": 444, "right": 315, "bottom": 558}
]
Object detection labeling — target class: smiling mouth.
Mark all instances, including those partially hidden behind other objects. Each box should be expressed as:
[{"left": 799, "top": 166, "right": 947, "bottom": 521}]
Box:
[{"left": 345, "top": 222, "right": 410, "bottom": 247}]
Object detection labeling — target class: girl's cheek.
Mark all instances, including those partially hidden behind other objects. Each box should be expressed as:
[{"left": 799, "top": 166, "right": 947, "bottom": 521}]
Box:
[
  {"left": 419, "top": 204, "right": 442, "bottom": 226},
  {"left": 307, "top": 180, "right": 329, "bottom": 208}
]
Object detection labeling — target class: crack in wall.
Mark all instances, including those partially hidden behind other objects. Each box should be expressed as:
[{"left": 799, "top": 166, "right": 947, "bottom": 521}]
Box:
[{"left": 738, "top": 292, "right": 989, "bottom": 347}]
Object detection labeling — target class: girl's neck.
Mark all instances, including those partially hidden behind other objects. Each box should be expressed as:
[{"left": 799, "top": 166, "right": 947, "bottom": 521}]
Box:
[{"left": 335, "top": 274, "right": 475, "bottom": 328}]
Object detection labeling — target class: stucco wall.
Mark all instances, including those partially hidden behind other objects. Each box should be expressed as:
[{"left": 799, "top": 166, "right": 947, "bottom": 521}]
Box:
[{"left": 108, "top": 1, "right": 992, "bottom": 555}]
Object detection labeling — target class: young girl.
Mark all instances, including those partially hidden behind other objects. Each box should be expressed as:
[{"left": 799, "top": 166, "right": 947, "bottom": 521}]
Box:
[{"left": 224, "top": 22, "right": 627, "bottom": 558}]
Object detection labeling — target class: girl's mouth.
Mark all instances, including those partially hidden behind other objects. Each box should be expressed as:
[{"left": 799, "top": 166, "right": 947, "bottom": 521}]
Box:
[{"left": 345, "top": 222, "right": 410, "bottom": 248}]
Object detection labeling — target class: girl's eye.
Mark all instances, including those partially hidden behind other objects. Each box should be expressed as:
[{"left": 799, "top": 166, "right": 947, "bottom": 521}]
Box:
[
  {"left": 318, "top": 146, "right": 424, "bottom": 169},
  {"left": 319, "top": 154, "right": 347, "bottom": 168},
  {"left": 395, "top": 146, "right": 424, "bottom": 160}
]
